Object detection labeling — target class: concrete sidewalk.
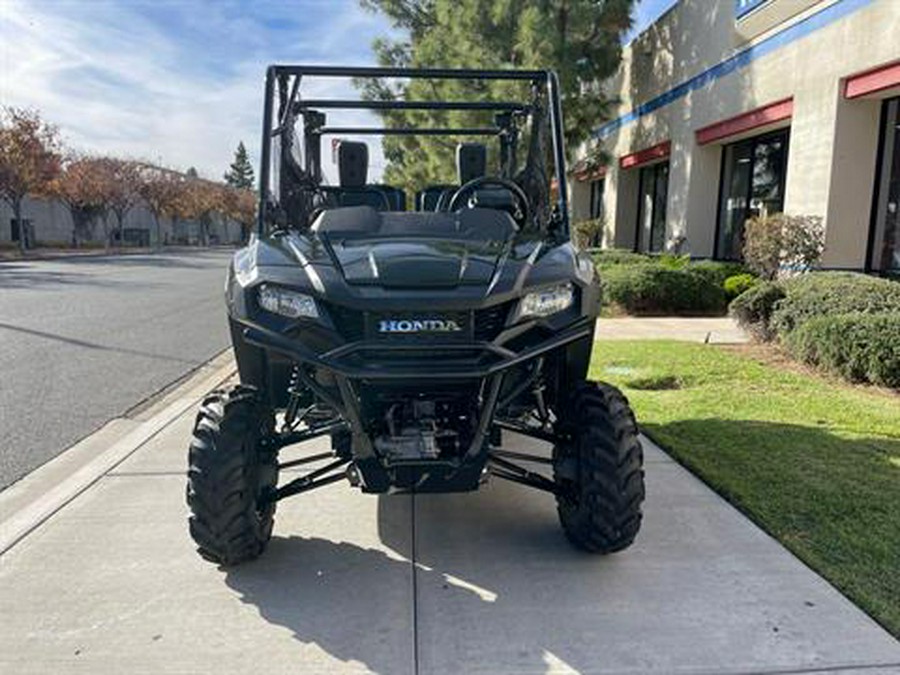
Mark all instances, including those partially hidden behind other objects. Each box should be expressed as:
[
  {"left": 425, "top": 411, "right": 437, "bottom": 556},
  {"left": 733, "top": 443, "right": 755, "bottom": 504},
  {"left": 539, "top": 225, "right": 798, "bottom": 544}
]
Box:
[
  {"left": 597, "top": 317, "right": 749, "bottom": 344},
  {"left": 1, "top": 365, "right": 898, "bottom": 674}
]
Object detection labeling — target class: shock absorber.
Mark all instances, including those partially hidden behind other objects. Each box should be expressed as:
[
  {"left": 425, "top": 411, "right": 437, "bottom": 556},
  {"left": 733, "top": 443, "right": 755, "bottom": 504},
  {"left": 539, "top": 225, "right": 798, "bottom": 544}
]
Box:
[{"left": 282, "top": 363, "right": 310, "bottom": 432}]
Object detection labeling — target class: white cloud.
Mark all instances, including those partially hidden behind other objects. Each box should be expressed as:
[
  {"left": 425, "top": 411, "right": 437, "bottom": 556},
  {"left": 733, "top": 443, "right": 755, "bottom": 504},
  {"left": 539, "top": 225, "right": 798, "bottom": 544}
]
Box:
[{"left": 0, "top": 0, "right": 398, "bottom": 183}]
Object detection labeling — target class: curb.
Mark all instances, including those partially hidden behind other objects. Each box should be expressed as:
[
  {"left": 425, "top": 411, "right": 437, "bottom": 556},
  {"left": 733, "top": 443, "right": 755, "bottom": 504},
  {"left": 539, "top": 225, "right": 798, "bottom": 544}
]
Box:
[{"left": 0, "top": 354, "right": 236, "bottom": 556}]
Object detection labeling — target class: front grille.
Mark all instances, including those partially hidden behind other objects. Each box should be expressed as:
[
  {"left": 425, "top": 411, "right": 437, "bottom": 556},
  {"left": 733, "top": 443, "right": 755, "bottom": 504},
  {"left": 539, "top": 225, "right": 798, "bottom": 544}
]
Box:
[
  {"left": 325, "top": 303, "right": 365, "bottom": 342},
  {"left": 474, "top": 302, "right": 511, "bottom": 341},
  {"left": 325, "top": 302, "right": 511, "bottom": 344},
  {"left": 368, "top": 311, "right": 471, "bottom": 341}
]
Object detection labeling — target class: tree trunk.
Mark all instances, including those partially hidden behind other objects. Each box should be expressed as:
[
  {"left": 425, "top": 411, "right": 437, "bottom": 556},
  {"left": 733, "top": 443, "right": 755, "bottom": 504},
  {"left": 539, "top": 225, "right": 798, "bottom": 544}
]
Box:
[
  {"left": 153, "top": 213, "right": 162, "bottom": 250},
  {"left": 115, "top": 212, "right": 125, "bottom": 251},
  {"left": 13, "top": 199, "right": 26, "bottom": 254},
  {"left": 70, "top": 207, "right": 80, "bottom": 249}
]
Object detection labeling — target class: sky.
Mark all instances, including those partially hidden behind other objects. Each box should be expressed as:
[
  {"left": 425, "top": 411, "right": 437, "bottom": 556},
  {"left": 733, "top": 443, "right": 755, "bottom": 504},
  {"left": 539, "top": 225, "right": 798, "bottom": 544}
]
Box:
[{"left": 0, "top": 0, "right": 676, "bottom": 184}]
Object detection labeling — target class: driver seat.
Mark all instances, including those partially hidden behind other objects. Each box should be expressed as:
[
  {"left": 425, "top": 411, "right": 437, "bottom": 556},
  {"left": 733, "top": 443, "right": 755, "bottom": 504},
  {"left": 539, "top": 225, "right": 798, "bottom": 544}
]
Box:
[
  {"left": 442, "top": 143, "right": 522, "bottom": 221},
  {"left": 435, "top": 143, "right": 488, "bottom": 212}
]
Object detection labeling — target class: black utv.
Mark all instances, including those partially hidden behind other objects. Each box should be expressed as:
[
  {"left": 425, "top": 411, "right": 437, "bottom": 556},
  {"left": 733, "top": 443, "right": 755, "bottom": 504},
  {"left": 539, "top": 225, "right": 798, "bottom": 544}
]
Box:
[{"left": 187, "top": 65, "right": 644, "bottom": 565}]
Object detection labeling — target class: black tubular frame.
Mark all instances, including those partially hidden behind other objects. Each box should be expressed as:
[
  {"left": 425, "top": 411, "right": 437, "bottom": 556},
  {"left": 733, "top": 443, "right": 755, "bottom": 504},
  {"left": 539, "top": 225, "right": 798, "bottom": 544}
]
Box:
[
  {"left": 295, "top": 99, "right": 531, "bottom": 112},
  {"left": 318, "top": 126, "right": 502, "bottom": 136},
  {"left": 255, "top": 64, "right": 569, "bottom": 237}
]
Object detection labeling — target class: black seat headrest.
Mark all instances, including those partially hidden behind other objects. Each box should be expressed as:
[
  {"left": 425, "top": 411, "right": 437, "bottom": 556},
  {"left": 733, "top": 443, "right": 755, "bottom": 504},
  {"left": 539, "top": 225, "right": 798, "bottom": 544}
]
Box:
[
  {"left": 457, "top": 143, "right": 486, "bottom": 185},
  {"left": 338, "top": 141, "right": 368, "bottom": 188}
]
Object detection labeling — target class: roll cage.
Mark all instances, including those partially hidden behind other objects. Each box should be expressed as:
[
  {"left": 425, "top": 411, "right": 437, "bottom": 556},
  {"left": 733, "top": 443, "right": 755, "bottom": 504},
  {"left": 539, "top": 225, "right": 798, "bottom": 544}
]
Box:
[{"left": 255, "top": 65, "right": 570, "bottom": 238}]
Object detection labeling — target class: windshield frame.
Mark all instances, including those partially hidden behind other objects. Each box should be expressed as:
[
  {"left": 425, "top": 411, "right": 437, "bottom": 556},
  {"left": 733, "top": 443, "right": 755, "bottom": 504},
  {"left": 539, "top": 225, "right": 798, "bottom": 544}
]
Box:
[{"left": 256, "top": 65, "right": 570, "bottom": 240}]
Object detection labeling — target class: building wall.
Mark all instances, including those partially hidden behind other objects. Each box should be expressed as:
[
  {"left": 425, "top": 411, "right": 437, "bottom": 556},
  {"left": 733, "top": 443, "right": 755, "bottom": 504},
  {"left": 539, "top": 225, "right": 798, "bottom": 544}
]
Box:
[
  {"left": 0, "top": 196, "right": 245, "bottom": 247},
  {"left": 574, "top": 0, "right": 900, "bottom": 269}
]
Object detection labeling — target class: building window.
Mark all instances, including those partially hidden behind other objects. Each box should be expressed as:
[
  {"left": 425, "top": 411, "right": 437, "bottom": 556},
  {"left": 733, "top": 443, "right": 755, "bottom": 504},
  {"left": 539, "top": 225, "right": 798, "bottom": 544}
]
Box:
[
  {"left": 589, "top": 178, "right": 605, "bottom": 220},
  {"left": 716, "top": 128, "right": 790, "bottom": 260},
  {"left": 636, "top": 162, "right": 669, "bottom": 253},
  {"left": 870, "top": 98, "right": 900, "bottom": 274}
]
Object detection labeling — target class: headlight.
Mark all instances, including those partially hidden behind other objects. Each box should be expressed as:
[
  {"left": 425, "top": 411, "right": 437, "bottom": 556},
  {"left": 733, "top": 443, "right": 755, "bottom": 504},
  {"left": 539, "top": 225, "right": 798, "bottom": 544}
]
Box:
[
  {"left": 575, "top": 254, "right": 595, "bottom": 284},
  {"left": 517, "top": 282, "right": 574, "bottom": 320},
  {"left": 257, "top": 284, "right": 319, "bottom": 319},
  {"left": 233, "top": 244, "right": 258, "bottom": 287}
]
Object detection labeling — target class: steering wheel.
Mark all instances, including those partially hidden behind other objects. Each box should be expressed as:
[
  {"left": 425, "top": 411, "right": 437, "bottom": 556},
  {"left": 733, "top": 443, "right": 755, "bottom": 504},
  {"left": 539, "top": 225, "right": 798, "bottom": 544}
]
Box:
[{"left": 447, "top": 176, "right": 531, "bottom": 225}]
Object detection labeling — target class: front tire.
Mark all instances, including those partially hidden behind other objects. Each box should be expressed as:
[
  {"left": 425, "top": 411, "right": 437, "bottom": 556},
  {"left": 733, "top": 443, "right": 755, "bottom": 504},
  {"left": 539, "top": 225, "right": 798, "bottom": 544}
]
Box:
[
  {"left": 186, "top": 385, "right": 278, "bottom": 565},
  {"left": 553, "top": 381, "right": 645, "bottom": 553}
]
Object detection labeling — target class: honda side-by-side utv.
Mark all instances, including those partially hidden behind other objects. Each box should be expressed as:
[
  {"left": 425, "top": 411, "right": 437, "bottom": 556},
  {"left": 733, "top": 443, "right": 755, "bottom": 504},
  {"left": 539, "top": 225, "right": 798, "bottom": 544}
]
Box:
[{"left": 186, "top": 65, "right": 645, "bottom": 565}]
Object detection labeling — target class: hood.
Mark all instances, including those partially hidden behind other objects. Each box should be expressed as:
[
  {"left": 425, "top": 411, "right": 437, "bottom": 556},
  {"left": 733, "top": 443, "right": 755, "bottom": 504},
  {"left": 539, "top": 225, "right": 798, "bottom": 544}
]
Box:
[
  {"left": 312, "top": 207, "right": 518, "bottom": 288},
  {"left": 326, "top": 237, "right": 507, "bottom": 288}
]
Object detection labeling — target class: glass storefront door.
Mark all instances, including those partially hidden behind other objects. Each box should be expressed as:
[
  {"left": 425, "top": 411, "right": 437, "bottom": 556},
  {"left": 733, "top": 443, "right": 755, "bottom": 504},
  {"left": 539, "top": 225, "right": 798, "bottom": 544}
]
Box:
[
  {"left": 636, "top": 161, "right": 669, "bottom": 253},
  {"left": 716, "top": 128, "right": 790, "bottom": 260},
  {"left": 871, "top": 98, "right": 900, "bottom": 274}
]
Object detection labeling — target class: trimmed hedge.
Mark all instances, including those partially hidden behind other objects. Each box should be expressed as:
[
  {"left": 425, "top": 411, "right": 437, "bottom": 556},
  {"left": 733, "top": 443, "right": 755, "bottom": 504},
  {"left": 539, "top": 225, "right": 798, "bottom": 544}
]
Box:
[
  {"left": 729, "top": 281, "right": 786, "bottom": 340},
  {"left": 687, "top": 260, "right": 750, "bottom": 288},
  {"left": 785, "top": 312, "right": 900, "bottom": 388},
  {"left": 724, "top": 273, "right": 759, "bottom": 301},
  {"left": 592, "top": 249, "right": 653, "bottom": 268},
  {"left": 771, "top": 272, "right": 900, "bottom": 334},
  {"left": 602, "top": 265, "right": 727, "bottom": 315}
]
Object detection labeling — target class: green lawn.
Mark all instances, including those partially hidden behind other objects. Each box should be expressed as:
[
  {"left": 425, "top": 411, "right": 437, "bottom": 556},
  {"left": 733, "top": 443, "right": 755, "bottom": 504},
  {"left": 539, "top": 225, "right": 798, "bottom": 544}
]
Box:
[{"left": 590, "top": 340, "right": 900, "bottom": 637}]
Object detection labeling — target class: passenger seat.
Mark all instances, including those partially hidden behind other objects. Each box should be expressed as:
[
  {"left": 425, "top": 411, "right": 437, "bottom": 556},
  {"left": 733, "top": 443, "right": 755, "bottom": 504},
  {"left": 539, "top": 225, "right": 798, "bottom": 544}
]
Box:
[{"left": 326, "top": 142, "right": 391, "bottom": 210}]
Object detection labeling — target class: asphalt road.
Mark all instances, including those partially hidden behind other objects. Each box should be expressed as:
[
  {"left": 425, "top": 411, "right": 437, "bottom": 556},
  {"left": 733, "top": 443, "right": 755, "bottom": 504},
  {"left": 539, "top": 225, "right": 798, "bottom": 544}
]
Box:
[{"left": 0, "top": 250, "right": 234, "bottom": 489}]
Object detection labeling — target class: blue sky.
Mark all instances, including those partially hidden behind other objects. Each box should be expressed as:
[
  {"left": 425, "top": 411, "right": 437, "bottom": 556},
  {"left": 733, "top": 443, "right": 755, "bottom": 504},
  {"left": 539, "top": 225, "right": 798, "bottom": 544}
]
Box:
[
  {"left": 626, "top": 0, "right": 678, "bottom": 43},
  {"left": 0, "top": 0, "right": 675, "bottom": 182}
]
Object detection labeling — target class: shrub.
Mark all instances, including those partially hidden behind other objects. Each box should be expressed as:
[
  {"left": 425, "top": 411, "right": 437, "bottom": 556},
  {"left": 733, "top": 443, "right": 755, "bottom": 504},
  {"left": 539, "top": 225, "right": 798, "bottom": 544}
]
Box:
[
  {"left": 785, "top": 312, "right": 900, "bottom": 388},
  {"left": 602, "top": 264, "right": 727, "bottom": 315},
  {"left": 729, "top": 281, "right": 785, "bottom": 341},
  {"left": 723, "top": 273, "right": 759, "bottom": 301},
  {"left": 591, "top": 248, "right": 652, "bottom": 268},
  {"left": 656, "top": 252, "right": 691, "bottom": 270},
  {"left": 687, "top": 260, "right": 751, "bottom": 288},
  {"left": 771, "top": 272, "right": 900, "bottom": 335},
  {"left": 574, "top": 217, "right": 606, "bottom": 249},
  {"left": 743, "top": 213, "right": 825, "bottom": 280}
]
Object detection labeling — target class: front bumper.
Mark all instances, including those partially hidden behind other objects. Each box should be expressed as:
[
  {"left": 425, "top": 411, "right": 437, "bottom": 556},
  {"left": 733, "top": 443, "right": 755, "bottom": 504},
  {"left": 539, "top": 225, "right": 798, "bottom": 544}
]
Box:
[
  {"left": 240, "top": 317, "right": 593, "bottom": 493},
  {"left": 241, "top": 318, "right": 594, "bottom": 380}
]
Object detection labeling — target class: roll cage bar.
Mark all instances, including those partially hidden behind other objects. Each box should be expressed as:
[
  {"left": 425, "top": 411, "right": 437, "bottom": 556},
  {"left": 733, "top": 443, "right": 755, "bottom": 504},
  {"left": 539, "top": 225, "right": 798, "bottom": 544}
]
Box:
[{"left": 256, "top": 65, "right": 570, "bottom": 237}]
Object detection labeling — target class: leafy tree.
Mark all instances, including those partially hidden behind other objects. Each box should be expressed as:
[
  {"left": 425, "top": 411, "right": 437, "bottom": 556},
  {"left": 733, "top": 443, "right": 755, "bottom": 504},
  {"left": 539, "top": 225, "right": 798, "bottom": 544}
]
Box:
[
  {"left": 106, "top": 159, "right": 142, "bottom": 247},
  {"left": 138, "top": 168, "right": 182, "bottom": 249},
  {"left": 52, "top": 155, "right": 116, "bottom": 248},
  {"left": 182, "top": 179, "right": 224, "bottom": 246},
  {"left": 0, "top": 108, "right": 61, "bottom": 252},
  {"left": 358, "top": 0, "right": 634, "bottom": 194},
  {"left": 224, "top": 186, "right": 256, "bottom": 243},
  {"left": 224, "top": 141, "right": 254, "bottom": 190}
]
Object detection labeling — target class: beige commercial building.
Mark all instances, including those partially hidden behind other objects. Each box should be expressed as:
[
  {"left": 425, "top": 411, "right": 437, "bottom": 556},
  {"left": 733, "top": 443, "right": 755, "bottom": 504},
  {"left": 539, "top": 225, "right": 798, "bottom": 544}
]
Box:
[{"left": 571, "top": 0, "right": 900, "bottom": 274}]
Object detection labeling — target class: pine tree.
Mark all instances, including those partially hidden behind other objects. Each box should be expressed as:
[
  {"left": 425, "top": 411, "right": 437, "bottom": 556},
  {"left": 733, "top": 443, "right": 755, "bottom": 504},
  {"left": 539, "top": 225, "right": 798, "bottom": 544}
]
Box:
[
  {"left": 224, "top": 141, "right": 254, "bottom": 190},
  {"left": 358, "top": 0, "right": 635, "bottom": 195}
]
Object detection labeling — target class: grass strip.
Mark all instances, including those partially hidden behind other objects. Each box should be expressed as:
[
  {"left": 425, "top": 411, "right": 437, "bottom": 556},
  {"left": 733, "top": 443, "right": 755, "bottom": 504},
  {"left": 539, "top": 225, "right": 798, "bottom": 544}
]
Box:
[{"left": 590, "top": 340, "right": 900, "bottom": 637}]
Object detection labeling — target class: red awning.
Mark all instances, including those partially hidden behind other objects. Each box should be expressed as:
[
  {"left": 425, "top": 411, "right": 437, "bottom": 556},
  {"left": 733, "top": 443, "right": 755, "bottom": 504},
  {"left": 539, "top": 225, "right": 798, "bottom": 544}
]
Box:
[
  {"left": 695, "top": 98, "right": 793, "bottom": 145},
  {"left": 619, "top": 141, "right": 671, "bottom": 170},
  {"left": 845, "top": 60, "right": 900, "bottom": 99}
]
